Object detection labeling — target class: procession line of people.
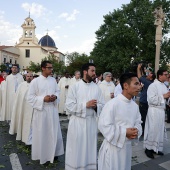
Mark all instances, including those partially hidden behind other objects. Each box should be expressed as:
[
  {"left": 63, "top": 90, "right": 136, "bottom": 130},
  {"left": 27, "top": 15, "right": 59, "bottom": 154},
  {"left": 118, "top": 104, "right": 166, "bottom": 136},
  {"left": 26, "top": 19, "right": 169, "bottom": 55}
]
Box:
[{"left": 0, "top": 61, "right": 169, "bottom": 170}]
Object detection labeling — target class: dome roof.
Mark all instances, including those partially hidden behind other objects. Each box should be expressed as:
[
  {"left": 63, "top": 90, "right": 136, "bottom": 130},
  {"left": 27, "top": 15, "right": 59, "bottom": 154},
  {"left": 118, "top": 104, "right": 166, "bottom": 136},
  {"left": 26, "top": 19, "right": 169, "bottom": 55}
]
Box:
[{"left": 38, "top": 34, "right": 56, "bottom": 47}]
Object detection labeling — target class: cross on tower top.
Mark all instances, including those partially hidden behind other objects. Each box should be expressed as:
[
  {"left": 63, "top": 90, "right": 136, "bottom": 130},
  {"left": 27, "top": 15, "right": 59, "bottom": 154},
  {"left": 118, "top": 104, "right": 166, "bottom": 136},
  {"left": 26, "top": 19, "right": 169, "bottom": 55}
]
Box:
[{"left": 46, "top": 29, "right": 49, "bottom": 35}]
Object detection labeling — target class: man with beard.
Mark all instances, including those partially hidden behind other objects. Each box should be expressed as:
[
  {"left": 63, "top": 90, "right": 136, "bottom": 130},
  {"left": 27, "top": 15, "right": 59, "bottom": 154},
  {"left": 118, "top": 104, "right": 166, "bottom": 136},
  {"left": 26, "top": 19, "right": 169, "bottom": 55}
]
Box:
[
  {"left": 65, "top": 63, "right": 105, "bottom": 170},
  {"left": 9, "top": 73, "right": 34, "bottom": 145}
]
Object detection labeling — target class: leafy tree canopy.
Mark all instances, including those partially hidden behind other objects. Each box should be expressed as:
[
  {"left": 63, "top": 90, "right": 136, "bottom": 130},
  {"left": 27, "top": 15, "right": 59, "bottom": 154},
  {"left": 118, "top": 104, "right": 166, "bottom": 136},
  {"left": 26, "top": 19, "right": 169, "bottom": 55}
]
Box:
[
  {"left": 27, "top": 54, "right": 66, "bottom": 75},
  {"left": 90, "top": 0, "right": 170, "bottom": 76},
  {"left": 66, "top": 52, "right": 93, "bottom": 75}
]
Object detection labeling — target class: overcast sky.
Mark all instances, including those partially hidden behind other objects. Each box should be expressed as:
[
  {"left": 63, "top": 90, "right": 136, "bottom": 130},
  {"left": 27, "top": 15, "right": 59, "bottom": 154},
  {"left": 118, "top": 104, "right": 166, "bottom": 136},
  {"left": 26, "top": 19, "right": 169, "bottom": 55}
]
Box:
[{"left": 0, "top": 0, "right": 131, "bottom": 55}]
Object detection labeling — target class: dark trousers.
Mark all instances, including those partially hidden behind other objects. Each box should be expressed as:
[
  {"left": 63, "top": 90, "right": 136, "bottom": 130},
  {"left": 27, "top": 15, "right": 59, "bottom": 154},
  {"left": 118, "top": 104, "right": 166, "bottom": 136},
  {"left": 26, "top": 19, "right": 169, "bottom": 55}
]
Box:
[
  {"left": 139, "top": 102, "right": 148, "bottom": 135},
  {"left": 166, "top": 105, "right": 170, "bottom": 123}
]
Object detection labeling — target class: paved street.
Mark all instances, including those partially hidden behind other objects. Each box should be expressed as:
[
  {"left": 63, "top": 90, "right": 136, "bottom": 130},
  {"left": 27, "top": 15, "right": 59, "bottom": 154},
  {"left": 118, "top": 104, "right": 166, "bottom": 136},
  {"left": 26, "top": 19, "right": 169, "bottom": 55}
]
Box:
[{"left": 1, "top": 116, "right": 170, "bottom": 170}]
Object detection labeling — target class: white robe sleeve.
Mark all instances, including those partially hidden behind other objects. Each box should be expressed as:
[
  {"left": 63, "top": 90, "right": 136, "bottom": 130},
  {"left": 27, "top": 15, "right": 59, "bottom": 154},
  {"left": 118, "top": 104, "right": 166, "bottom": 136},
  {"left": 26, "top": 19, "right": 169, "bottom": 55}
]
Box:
[
  {"left": 65, "top": 85, "right": 87, "bottom": 117},
  {"left": 54, "top": 81, "right": 60, "bottom": 105},
  {"left": 27, "top": 79, "right": 44, "bottom": 111},
  {"left": 134, "top": 107, "right": 142, "bottom": 138},
  {"left": 147, "top": 84, "right": 164, "bottom": 106},
  {"left": 98, "top": 101, "right": 126, "bottom": 148},
  {"left": 96, "top": 87, "right": 105, "bottom": 117}
]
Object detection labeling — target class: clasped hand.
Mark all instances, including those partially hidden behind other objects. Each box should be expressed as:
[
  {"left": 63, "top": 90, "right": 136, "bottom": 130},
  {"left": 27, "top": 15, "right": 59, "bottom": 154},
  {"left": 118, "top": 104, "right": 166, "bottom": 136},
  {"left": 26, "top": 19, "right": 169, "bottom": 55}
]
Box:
[
  {"left": 126, "top": 128, "right": 138, "bottom": 139},
  {"left": 163, "top": 91, "right": 170, "bottom": 99},
  {"left": 44, "top": 95, "right": 57, "bottom": 102},
  {"left": 86, "top": 99, "right": 97, "bottom": 108}
]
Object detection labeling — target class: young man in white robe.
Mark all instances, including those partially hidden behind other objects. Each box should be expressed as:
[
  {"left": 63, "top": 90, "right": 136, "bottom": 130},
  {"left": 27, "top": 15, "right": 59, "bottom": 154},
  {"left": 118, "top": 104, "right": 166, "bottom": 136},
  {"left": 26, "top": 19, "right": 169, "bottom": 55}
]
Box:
[
  {"left": 0, "top": 72, "right": 8, "bottom": 121},
  {"left": 65, "top": 63, "right": 105, "bottom": 170},
  {"left": 99, "top": 72, "right": 115, "bottom": 103},
  {"left": 9, "top": 73, "right": 34, "bottom": 145},
  {"left": 144, "top": 69, "right": 170, "bottom": 159},
  {"left": 98, "top": 73, "right": 142, "bottom": 170},
  {"left": 4, "top": 65, "right": 24, "bottom": 121},
  {"left": 58, "top": 72, "right": 71, "bottom": 114},
  {"left": 70, "top": 70, "right": 81, "bottom": 87},
  {"left": 27, "top": 61, "right": 64, "bottom": 164}
]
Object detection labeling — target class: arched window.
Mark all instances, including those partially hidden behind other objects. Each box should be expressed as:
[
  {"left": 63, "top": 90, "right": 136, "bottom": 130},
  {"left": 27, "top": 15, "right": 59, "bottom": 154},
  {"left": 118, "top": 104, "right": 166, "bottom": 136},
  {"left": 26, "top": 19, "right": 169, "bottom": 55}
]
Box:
[
  {"left": 29, "top": 30, "right": 32, "bottom": 37},
  {"left": 25, "top": 30, "right": 29, "bottom": 37}
]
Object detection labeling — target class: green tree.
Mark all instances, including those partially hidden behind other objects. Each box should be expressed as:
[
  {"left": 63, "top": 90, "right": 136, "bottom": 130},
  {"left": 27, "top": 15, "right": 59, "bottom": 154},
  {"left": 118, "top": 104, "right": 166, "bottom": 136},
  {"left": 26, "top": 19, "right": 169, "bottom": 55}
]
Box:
[
  {"left": 28, "top": 54, "right": 66, "bottom": 75},
  {"left": 27, "top": 61, "right": 41, "bottom": 73},
  {"left": 42, "top": 54, "right": 66, "bottom": 75},
  {"left": 0, "top": 64, "right": 7, "bottom": 72},
  {"left": 91, "top": 0, "right": 170, "bottom": 76},
  {"left": 66, "top": 52, "right": 92, "bottom": 75}
]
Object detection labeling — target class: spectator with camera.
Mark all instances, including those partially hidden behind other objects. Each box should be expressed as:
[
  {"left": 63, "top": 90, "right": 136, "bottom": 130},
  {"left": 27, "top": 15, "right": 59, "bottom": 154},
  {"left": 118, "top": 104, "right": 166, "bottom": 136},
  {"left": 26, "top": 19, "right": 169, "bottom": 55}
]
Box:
[{"left": 137, "top": 63, "right": 155, "bottom": 136}]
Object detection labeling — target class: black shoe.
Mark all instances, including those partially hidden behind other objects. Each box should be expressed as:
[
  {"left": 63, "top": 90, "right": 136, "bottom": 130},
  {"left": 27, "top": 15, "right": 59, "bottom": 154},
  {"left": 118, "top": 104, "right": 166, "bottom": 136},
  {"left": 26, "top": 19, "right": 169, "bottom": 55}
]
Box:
[
  {"left": 158, "top": 151, "right": 164, "bottom": 155},
  {"left": 145, "top": 149, "right": 154, "bottom": 159},
  {"left": 42, "top": 161, "right": 50, "bottom": 166},
  {"left": 153, "top": 151, "right": 164, "bottom": 156}
]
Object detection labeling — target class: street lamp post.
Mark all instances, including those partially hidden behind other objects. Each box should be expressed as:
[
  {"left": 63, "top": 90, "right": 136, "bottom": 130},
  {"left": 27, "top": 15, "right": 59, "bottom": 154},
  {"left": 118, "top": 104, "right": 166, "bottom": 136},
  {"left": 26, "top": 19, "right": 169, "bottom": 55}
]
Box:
[{"left": 153, "top": 6, "right": 165, "bottom": 73}]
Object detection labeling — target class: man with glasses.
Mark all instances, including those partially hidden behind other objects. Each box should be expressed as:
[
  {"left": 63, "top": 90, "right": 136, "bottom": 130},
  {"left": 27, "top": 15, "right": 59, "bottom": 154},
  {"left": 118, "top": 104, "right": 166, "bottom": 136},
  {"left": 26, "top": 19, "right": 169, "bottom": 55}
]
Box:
[
  {"left": 99, "top": 72, "right": 115, "bottom": 103},
  {"left": 27, "top": 61, "right": 64, "bottom": 164},
  {"left": 137, "top": 64, "right": 155, "bottom": 136},
  {"left": 144, "top": 69, "right": 170, "bottom": 159}
]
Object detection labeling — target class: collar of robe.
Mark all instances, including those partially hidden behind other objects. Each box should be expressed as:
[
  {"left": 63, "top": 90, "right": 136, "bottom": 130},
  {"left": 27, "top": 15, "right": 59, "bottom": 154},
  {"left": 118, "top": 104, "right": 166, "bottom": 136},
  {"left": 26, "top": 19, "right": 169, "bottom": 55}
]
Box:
[
  {"left": 119, "top": 94, "right": 132, "bottom": 103},
  {"left": 82, "top": 79, "right": 92, "bottom": 84},
  {"left": 101, "top": 80, "right": 112, "bottom": 86},
  {"left": 41, "top": 75, "right": 50, "bottom": 79},
  {"left": 157, "top": 79, "right": 164, "bottom": 84}
]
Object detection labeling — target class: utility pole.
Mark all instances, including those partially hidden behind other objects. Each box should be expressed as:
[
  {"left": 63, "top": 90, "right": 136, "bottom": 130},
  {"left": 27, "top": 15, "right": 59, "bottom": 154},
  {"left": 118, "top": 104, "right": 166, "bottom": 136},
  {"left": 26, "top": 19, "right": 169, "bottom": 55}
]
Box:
[{"left": 153, "top": 6, "right": 165, "bottom": 73}]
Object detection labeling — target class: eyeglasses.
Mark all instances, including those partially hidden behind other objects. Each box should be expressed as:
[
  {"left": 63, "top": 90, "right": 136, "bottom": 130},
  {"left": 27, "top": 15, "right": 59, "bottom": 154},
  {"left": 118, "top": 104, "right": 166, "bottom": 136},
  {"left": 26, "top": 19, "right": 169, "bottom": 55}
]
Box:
[
  {"left": 163, "top": 74, "right": 168, "bottom": 76},
  {"left": 45, "top": 67, "right": 53, "bottom": 70}
]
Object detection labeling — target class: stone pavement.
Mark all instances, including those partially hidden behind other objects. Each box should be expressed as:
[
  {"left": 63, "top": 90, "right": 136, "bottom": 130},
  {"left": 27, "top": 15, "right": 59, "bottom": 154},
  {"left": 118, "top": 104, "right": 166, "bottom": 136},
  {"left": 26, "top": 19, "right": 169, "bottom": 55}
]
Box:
[
  {"left": 1, "top": 116, "right": 170, "bottom": 170},
  {"left": 131, "top": 122, "right": 170, "bottom": 170}
]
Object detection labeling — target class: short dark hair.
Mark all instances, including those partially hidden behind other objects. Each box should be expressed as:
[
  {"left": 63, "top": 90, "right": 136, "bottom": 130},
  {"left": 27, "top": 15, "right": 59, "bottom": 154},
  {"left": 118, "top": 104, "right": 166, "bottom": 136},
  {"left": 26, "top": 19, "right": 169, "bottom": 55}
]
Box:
[
  {"left": 157, "top": 69, "right": 167, "bottom": 80},
  {"left": 41, "top": 60, "right": 52, "bottom": 68},
  {"left": 81, "top": 63, "right": 96, "bottom": 76},
  {"left": 120, "top": 72, "right": 137, "bottom": 90},
  {"left": 12, "top": 64, "right": 18, "bottom": 68}
]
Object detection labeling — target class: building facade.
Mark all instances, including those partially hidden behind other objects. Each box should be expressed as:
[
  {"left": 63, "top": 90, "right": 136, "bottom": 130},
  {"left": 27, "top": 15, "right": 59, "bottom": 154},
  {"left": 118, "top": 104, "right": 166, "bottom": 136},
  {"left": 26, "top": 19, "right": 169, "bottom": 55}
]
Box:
[{"left": 0, "top": 16, "right": 65, "bottom": 72}]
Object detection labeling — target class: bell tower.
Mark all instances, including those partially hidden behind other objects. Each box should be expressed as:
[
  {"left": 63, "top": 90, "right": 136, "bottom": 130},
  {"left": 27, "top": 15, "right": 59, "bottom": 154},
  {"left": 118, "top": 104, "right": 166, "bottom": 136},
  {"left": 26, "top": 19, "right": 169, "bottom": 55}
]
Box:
[
  {"left": 22, "top": 14, "right": 36, "bottom": 39},
  {"left": 16, "top": 13, "right": 38, "bottom": 45}
]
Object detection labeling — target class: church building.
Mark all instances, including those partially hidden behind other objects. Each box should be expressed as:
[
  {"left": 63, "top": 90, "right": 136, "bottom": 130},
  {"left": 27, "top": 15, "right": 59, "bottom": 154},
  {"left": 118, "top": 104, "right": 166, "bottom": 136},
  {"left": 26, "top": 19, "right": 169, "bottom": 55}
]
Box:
[{"left": 0, "top": 15, "right": 65, "bottom": 72}]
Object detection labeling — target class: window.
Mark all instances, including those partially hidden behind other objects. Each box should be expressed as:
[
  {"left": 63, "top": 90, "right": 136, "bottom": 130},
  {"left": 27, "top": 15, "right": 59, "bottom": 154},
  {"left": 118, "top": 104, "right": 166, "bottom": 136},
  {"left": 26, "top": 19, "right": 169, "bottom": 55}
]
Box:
[
  {"left": 3, "top": 58, "right": 6, "bottom": 63},
  {"left": 10, "top": 59, "right": 12, "bottom": 63},
  {"left": 15, "top": 60, "right": 17, "bottom": 64},
  {"left": 25, "top": 49, "right": 30, "bottom": 58},
  {"left": 25, "top": 30, "right": 29, "bottom": 37}
]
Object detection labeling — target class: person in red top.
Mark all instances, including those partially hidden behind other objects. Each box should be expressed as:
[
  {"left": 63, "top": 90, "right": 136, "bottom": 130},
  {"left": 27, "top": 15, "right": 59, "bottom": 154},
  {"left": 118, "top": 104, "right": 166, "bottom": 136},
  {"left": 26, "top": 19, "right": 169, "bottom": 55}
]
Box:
[{"left": 0, "top": 72, "right": 5, "bottom": 84}]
